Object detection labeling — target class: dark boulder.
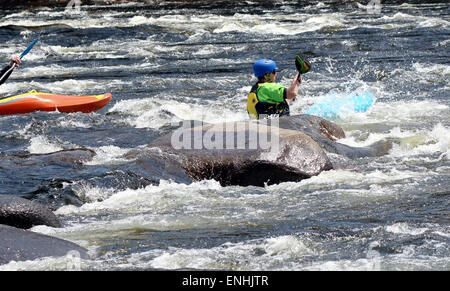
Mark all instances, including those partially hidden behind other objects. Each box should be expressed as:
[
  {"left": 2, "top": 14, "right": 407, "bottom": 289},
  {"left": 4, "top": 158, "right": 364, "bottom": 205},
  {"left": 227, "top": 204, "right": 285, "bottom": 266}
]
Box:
[{"left": 0, "top": 195, "right": 61, "bottom": 229}]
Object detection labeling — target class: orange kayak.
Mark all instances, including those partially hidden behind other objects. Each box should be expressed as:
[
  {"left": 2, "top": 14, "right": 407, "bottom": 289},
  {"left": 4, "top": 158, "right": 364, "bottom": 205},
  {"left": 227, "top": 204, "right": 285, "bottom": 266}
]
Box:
[{"left": 0, "top": 90, "right": 112, "bottom": 115}]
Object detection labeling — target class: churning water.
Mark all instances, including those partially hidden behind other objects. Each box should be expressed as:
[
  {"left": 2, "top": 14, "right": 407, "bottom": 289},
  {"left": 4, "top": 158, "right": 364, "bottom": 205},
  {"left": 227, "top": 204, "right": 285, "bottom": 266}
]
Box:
[{"left": 0, "top": 0, "right": 448, "bottom": 270}]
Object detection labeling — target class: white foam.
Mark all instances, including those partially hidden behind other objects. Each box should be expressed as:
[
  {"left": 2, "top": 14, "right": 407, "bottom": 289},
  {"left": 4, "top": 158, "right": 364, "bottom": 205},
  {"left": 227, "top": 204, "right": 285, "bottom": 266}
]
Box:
[
  {"left": 378, "top": 12, "right": 449, "bottom": 28},
  {"left": 57, "top": 119, "right": 91, "bottom": 129},
  {"left": 0, "top": 82, "right": 24, "bottom": 96},
  {"left": 433, "top": 231, "right": 450, "bottom": 239},
  {"left": 413, "top": 62, "right": 450, "bottom": 76},
  {"left": 55, "top": 179, "right": 224, "bottom": 216},
  {"left": 1, "top": 5, "right": 447, "bottom": 36},
  {"left": 0, "top": 254, "right": 91, "bottom": 271},
  {"left": 45, "top": 44, "right": 127, "bottom": 59},
  {"left": 305, "top": 251, "right": 450, "bottom": 271},
  {"left": 436, "top": 39, "right": 450, "bottom": 47},
  {"left": 385, "top": 223, "right": 428, "bottom": 236},
  {"left": 42, "top": 179, "right": 294, "bottom": 244},
  {"left": 337, "top": 121, "right": 450, "bottom": 161},
  {"left": 213, "top": 13, "right": 346, "bottom": 35},
  {"left": 109, "top": 97, "right": 248, "bottom": 129},
  {"left": 27, "top": 136, "right": 64, "bottom": 154},
  {"left": 305, "top": 168, "right": 424, "bottom": 188},
  {"left": 124, "top": 12, "right": 349, "bottom": 36},
  {"left": 397, "top": 123, "right": 450, "bottom": 156},
  {"left": 366, "top": 123, "right": 450, "bottom": 158},
  {"left": 337, "top": 98, "right": 449, "bottom": 146},
  {"left": 25, "top": 79, "right": 122, "bottom": 94},
  {"left": 84, "top": 145, "right": 131, "bottom": 166},
  {"left": 148, "top": 235, "right": 316, "bottom": 270},
  {"left": 74, "top": 184, "right": 117, "bottom": 205},
  {"left": 304, "top": 257, "right": 382, "bottom": 271},
  {"left": 129, "top": 15, "right": 149, "bottom": 26}
]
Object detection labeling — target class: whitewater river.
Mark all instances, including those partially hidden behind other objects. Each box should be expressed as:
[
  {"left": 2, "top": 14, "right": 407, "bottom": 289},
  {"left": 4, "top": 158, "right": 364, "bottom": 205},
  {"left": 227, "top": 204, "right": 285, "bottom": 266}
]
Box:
[{"left": 0, "top": 1, "right": 448, "bottom": 270}]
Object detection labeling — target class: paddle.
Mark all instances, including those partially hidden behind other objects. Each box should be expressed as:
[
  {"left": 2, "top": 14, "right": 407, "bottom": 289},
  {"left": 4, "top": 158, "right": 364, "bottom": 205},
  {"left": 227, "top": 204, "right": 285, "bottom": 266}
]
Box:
[
  {"left": 20, "top": 37, "right": 39, "bottom": 59},
  {"left": 290, "top": 54, "right": 311, "bottom": 102},
  {"left": 295, "top": 54, "right": 311, "bottom": 82},
  {"left": 0, "top": 37, "right": 39, "bottom": 84}
]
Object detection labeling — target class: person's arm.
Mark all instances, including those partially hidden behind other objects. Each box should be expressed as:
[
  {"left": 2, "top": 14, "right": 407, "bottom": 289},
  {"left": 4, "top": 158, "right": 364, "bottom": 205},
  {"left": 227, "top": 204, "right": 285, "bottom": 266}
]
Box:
[
  {"left": 9, "top": 56, "right": 21, "bottom": 68},
  {"left": 0, "top": 57, "right": 21, "bottom": 86},
  {"left": 286, "top": 74, "right": 302, "bottom": 102}
]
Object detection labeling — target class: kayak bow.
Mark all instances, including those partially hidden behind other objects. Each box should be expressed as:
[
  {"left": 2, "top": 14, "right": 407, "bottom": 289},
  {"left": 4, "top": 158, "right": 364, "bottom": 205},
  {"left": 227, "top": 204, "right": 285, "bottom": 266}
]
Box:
[{"left": 0, "top": 90, "right": 112, "bottom": 115}]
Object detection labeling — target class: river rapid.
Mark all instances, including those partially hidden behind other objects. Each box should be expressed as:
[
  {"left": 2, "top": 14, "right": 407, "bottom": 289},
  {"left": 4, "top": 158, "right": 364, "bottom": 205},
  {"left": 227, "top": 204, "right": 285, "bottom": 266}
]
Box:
[{"left": 0, "top": 0, "right": 449, "bottom": 271}]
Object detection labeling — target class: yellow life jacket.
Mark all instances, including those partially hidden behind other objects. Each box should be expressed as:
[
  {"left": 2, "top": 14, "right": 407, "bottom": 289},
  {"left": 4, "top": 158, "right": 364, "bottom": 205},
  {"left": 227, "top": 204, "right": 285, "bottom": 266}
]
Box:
[
  {"left": 247, "top": 82, "right": 289, "bottom": 120},
  {"left": 247, "top": 83, "right": 261, "bottom": 120}
]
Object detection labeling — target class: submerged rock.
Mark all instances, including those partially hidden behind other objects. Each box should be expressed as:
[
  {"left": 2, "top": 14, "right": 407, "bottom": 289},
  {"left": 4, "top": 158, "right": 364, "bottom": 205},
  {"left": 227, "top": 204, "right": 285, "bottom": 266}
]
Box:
[
  {"left": 0, "top": 224, "right": 89, "bottom": 265},
  {"left": 22, "top": 149, "right": 96, "bottom": 166},
  {"left": 279, "top": 115, "right": 392, "bottom": 158},
  {"left": 0, "top": 195, "right": 61, "bottom": 229},
  {"left": 0, "top": 149, "right": 96, "bottom": 168}
]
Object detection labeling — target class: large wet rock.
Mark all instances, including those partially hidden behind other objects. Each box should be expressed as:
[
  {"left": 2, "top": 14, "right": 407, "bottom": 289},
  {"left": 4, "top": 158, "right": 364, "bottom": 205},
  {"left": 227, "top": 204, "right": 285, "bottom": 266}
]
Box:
[
  {"left": 0, "top": 195, "right": 61, "bottom": 229},
  {"left": 0, "top": 224, "right": 89, "bottom": 265},
  {"left": 279, "top": 115, "right": 392, "bottom": 158},
  {"left": 142, "top": 120, "right": 333, "bottom": 186},
  {"left": 0, "top": 196, "right": 89, "bottom": 265},
  {"left": 125, "top": 115, "right": 391, "bottom": 187}
]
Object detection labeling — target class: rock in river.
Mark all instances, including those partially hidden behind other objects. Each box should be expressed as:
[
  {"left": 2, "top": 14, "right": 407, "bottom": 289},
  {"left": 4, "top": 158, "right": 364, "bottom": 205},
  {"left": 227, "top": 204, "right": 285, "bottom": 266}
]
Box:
[
  {"left": 0, "top": 195, "right": 61, "bottom": 229},
  {"left": 0, "top": 224, "right": 89, "bottom": 265}
]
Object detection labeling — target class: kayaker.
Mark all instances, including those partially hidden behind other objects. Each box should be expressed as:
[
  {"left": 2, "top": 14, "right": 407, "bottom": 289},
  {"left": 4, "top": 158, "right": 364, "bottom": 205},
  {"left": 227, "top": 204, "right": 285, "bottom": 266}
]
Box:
[
  {"left": 0, "top": 56, "right": 21, "bottom": 86},
  {"left": 247, "top": 59, "right": 301, "bottom": 120}
]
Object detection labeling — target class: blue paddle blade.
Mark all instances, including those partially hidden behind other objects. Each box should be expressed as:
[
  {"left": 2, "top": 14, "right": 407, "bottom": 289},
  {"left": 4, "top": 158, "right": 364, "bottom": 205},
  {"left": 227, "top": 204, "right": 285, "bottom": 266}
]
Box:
[
  {"left": 305, "top": 92, "right": 376, "bottom": 120},
  {"left": 20, "top": 38, "right": 39, "bottom": 59}
]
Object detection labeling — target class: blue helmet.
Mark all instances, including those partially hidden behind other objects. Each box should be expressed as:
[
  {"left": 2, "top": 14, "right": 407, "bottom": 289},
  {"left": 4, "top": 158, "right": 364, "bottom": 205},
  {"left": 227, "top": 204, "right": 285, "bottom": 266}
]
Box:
[{"left": 253, "top": 59, "right": 278, "bottom": 77}]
